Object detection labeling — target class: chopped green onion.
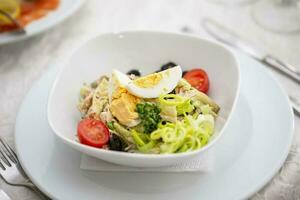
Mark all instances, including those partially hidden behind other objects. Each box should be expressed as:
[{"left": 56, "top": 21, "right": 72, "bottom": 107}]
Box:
[{"left": 159, "top": 94, "right": 184, "bottom": 106}]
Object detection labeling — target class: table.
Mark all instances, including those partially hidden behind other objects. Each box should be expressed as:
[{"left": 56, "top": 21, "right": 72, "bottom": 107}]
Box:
[{"left": 0, "top": 1, "right": 299, "bottom": 199}]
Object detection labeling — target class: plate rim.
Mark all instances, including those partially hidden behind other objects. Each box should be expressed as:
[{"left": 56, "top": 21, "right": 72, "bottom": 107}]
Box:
[{"left": 237, "top": 57, "right": 295, "bottom": 198}]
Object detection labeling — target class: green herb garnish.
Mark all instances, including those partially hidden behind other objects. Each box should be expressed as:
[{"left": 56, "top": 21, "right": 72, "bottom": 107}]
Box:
[{"left": 136, "top": 102, "right": 161, "bottom": 134}]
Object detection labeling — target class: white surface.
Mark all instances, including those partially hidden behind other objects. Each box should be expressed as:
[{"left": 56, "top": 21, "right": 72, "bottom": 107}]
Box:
[
  {"left": 47, "top": 32, "right": 240, "bottom": 167},
  {"left": 14, "top": 51, "right": 293, "bottom": 200},
  {"left": 80, "top": 152, "right": 213, "bottom": 172},
  {"left": 0, "top": 1, "right": 300, "bottom": 199},
  {"left": 0, "top": 189, "right": 11, "bottom": 200},
  {"left": 0, "top": 0, "right": 85, "bottom": 45}
]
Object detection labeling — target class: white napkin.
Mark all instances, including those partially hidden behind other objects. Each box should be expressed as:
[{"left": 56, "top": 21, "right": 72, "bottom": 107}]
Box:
[{"left": 80, "top": 151, "right": 214, "bottom": 173}]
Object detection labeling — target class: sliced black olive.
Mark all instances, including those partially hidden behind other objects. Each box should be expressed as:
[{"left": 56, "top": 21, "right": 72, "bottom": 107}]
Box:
[
  {"left": 170, "top": 89, "right": 176, "bottom": 94},
  {"left": 127, "top": 69, "right": 141, "bottom": 76},
  {"left": 182, "top": 70, "right": 188, "bottom": 77},
  {"left": 160, "top": 62, "right": 177, "bottom": 71},
  {"left": 109, "top": 134, "right": 124, "bottom": 151}
]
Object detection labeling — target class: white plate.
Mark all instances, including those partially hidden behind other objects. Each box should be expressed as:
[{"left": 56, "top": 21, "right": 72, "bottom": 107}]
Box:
[
  {"left": 14, "top": 51, "right": 294, "bottom": 200},
  {"left": 0, "top": 0, "right": 85, "bottom": 45}
]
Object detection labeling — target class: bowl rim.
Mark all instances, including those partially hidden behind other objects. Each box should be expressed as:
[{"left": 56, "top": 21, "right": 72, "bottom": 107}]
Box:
[{"left": 47, "top": 30, "right": 241, "bottom": 159}]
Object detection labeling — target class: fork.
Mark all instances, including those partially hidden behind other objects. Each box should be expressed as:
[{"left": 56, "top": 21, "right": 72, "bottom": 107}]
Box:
[{"left": 0, "top": 138, "right": 50, "bottom": 200}]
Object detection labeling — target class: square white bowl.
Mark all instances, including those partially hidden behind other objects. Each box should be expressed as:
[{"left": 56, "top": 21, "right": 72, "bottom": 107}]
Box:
[{"left": 47, "top": 31, "right": 240, "bottom": 167}]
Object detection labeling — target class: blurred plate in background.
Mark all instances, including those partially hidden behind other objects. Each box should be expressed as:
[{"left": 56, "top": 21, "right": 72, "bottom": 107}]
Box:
[{"left": 0, "top": 0, "right": 85, "bottom": 45}]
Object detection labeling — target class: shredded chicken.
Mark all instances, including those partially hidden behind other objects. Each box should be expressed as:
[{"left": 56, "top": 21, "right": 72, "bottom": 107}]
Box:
[
  {"left": 78, "top": 76, "right": 109, "bottom": 119},
  {"left": 176, "top": 79, "right": 220, "bottom": 113},
  {"left": 99, "top": 103, "right": 113, "bottom": 123},
  {"left": 78, "top": 92, "right": 93, "bottom": 114},
  {"left": 160, "top": 105, "right": 177, "bottom": 123}
]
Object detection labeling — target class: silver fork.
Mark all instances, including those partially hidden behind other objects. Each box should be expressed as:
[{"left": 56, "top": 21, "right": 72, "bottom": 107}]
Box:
[{"left": 0, "top": 138, "right": 50, "bottom": 200}]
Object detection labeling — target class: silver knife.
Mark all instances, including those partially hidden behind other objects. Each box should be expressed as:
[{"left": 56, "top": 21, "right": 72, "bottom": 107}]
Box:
[
  {"left": 201, "top": 18, "right": 300, "bottom": 84},
  {"left": 0, "top": 189, "right": 11, "bottom": 200}
]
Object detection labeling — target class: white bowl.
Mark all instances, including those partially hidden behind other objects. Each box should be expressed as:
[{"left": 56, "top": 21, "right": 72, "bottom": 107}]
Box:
[{"left": 47, "top": 31, "right": 240, "bottom": 167}]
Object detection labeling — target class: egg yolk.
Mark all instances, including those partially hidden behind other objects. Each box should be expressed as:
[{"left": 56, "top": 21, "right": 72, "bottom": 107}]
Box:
[
  {"left": 110, "top": 87, "right": 140, "bottom": 125},
  {"left": 133, "top": 73, "right": 163, "bottom": 88}
]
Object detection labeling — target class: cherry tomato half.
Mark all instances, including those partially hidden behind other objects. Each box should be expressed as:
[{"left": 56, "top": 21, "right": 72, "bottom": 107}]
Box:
[
  {"left": 183, "top": 68, "right": 209, "bottom": 93},
  {"left": 77, "top": 118, "right": 110, "bottom": 148}
]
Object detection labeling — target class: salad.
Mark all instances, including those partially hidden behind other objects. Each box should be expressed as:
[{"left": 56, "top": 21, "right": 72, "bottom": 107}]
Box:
[
  {"left": 77, "top": 62, "right": 220, "bottom": 154},
  {"left": 0, "top": 0, "right": 59, "bottom": 33}
]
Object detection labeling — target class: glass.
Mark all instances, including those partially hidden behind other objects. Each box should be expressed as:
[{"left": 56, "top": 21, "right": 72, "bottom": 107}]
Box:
[
  {"left": 207, "top": 0, "right": 258, "bottom": 6},
  {"left": 252, "top": 0, "right": 300, "bottom": 34}
]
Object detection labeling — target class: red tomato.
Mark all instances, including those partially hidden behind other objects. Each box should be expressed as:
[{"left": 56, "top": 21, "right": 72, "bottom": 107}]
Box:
[
  {"left": 183, "top": 68, "right": 209, "bottom": 93},
  {"left": 21, "top": 0, "right": 59, "bottom": 14},
  {"left": 20, "top": 2, "right": 34, "bottom": 15},
  {"left": 77, "top": 118, "right": 110, "bottom": 148},
  {"left": 36, "top": 0, "right": 60, "bottom": 10}
]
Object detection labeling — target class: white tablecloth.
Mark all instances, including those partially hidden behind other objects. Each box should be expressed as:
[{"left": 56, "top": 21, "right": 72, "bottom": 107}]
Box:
[{"left": 0, "top": 1, "right": 299, "bottom": 199}]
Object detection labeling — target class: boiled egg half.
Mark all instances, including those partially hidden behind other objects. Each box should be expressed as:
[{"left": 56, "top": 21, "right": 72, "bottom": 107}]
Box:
[
  {"left": 126, "top": 66, "right": 182, "bottom": 98},
  {"left": 108, "top": 69, "right": 131, "bottom": 102}
]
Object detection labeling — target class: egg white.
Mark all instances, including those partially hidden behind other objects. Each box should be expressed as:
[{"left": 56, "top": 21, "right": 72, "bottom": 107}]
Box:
[
  {"left": 126, "top": 66, "right": 182, "bottom": 98},
  {"left": 108, "top": 69, "right": 131, "bottom": 102}
]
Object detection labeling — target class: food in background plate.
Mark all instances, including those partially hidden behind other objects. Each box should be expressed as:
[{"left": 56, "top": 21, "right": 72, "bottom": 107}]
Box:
[
  {"left": 77, "top": 62, "right": 220, "bottom": 154},
  {"left": 0, "top": 0, "right": 60, "bottom": 33}
]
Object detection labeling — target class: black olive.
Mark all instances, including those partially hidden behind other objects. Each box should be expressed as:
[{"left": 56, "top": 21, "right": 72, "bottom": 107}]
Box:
[
  {"left": 127, "top": 69, "right": 141, "bottom": 76},
  {"left": 170, "top": 89, "right": 176, "bottom": 94},
  {"left": 160, "top": 62, "right": 177, "bottom": 71},
  {"left": 109, "top": 134, "right": 123, "bottom": 151},
  {"left": 182, "top": 70, "right": 188, "bottom": 77}
]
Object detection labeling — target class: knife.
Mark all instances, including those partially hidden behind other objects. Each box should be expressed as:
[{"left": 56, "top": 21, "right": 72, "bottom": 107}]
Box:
[
  {"left": 192, "top": 19, "right": 300, "bottom": 115},
  {"left": 201, "top": 18, "right": 300, "bottom": 84}
]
